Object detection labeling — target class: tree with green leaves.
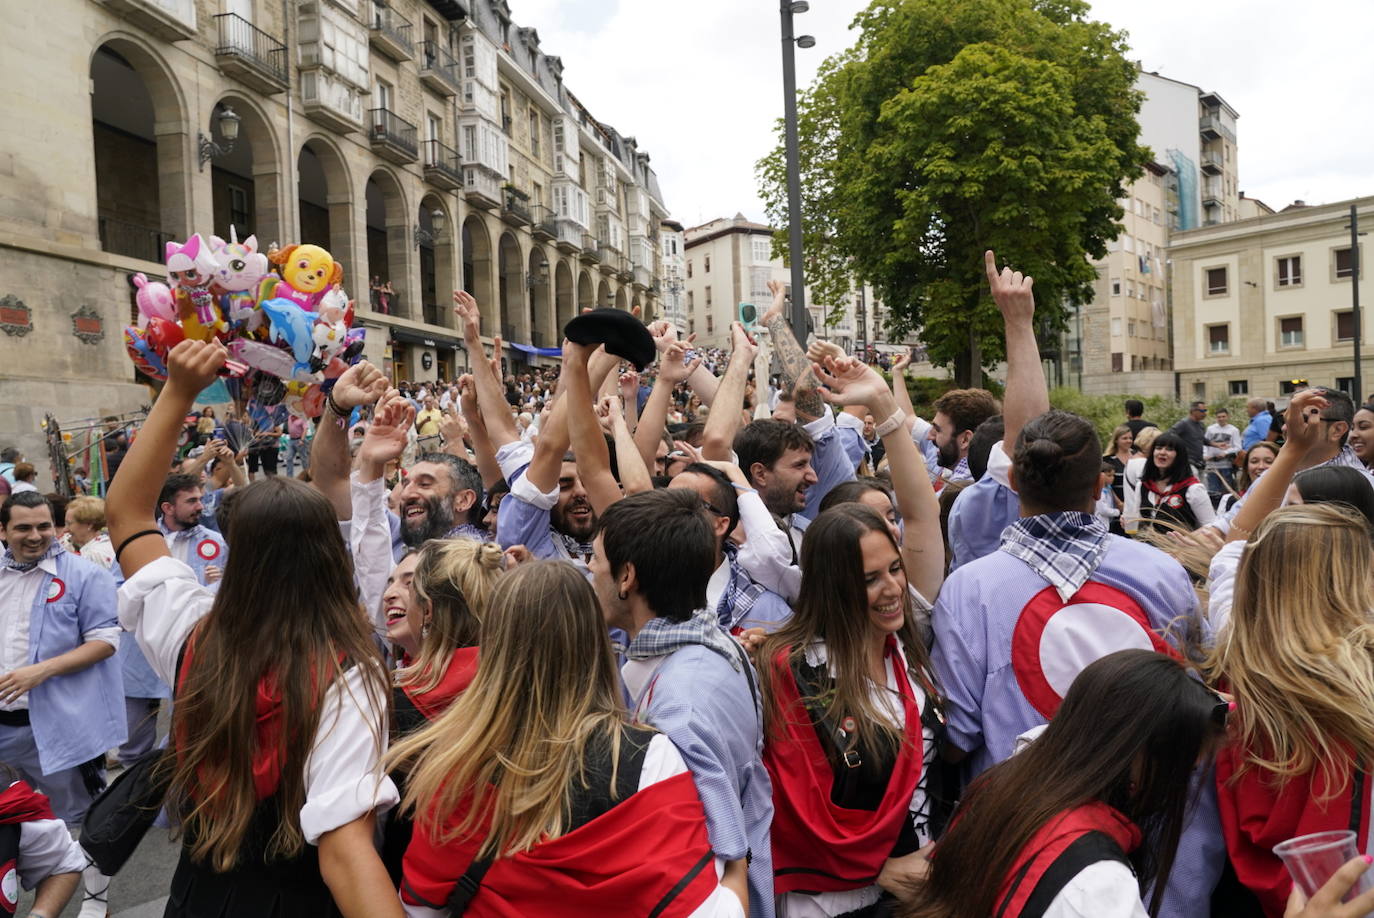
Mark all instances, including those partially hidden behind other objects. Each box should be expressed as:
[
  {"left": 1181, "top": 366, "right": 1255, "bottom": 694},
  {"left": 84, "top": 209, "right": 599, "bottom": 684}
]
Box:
[{"left": 758, "top": 0, "right": 1148, "bottom": 386}]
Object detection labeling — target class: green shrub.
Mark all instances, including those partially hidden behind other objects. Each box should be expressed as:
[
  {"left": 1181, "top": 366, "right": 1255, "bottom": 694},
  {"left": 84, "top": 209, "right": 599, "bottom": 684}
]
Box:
[{"left": 1048, "top": 388, "right": 1249, "bottom": 448}]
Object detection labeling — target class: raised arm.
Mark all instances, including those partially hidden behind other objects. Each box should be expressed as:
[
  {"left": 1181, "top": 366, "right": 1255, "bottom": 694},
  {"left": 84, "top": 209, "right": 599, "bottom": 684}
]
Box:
[
  {"left": 635, "top": 343, "right": 699, "bottom": 472},
  {"left": 311, "top": 361, "right": 388, "bottom": 519},
  {"left": 604, "top": 395, "right": 652, "bottom": 496},
  {"left": 702, "top": 322, "right": 759, "bottom": 461},
  {"left": 454, "top": 290, "right": 518, "bottom": 447},
  {"left": 761, "top": 279, "right": 824, "bottom": 421},
  {"left": 814, "top": 355, "right": 944, "bottom": 600},
  {"left": 457, "top": 375, "right": 502, "bottom": 489},
  {"left": 986, "top": 250, "right": 1048, "bottom": 458},
  {"left": 889, "top": 350, "right": 917, "bottom": 427},
  {"left": 107, "top": 340, "right": 225, "bottom": 577},
  {"left": 1226, "top": 390, "right": 1326, "bottom": 543},
  {"left": 563, "top": 342, "right": 621, "bottom": 513}
]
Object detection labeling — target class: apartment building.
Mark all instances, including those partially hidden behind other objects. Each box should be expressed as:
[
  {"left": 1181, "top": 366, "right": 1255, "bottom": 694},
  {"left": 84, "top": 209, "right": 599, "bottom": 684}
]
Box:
[
  {"left": 1076, "top": 68, "right": 1242, "bottom": 397},
  {"left": 659, "top": 218, "right": 686, "bottom": 330},
  {"left": 1171, "top": 196, "right": 1372, "bottom": 402},
  {"left": 0, "top": 0, "right": 670, "bottom": 471}
]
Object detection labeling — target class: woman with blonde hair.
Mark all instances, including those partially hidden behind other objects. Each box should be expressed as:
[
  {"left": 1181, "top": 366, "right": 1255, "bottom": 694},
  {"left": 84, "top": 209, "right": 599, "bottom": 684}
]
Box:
[
  {"left": 392, "top": 538, "right": 503, "bottom": 733},
  {"left": 1205, "top": 501, "right": 1374, "bottom": 917},
  {"left": 65, "top": 495, "right": 114, "bottom": 568},
  {"left": 390, "top": 561, "right": 745, "bottom": 916}
]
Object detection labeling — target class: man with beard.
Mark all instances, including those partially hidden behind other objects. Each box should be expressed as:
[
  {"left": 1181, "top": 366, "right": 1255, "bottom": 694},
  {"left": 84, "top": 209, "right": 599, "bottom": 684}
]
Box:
[
  {"left": 909, "top": 388, "right": 1000, "bottom": 485},
  {"left": 393, "top": 452, "right": 487, "bottom": 551}
]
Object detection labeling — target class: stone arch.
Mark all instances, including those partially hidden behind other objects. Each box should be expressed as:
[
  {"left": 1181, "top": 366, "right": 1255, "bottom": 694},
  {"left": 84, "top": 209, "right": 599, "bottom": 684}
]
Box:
[
  {"left": 555, "top": 259, "right": 575, "bottom": 334},
  {"left": 208, "top": 91, "right": 283, "bottom": 250},
  {"left": 577, "top": 269, "right": 595, "bottom": 313},
  {"left": 89, "top": 35, "right": 192, "bottom": 257},
  {"left": 631, "top": 293, "right": 643, "bottom": 318},
  {"left": 597, "top": 277, "right": 612, "bottom": 310},
  {"left": 418, "top": 191, "right": 456, "bottom": 329},
  {"left": 296, "top": 135, "right": 357, "bottom": 294},
  {"left": 364, "top": 167, "right": 411, "bottom": 319},
  {"left": 614, "top": 285, "right": 628, "bottom": 312},
  {"left": 461, "top": 215, "right": 495, "bottom": 331},
  {"left": 497, "top": 231, "right": 524, "bottom": 341},
  {"left": 527, "top": 246, "right": 552, "bottom": 347}
]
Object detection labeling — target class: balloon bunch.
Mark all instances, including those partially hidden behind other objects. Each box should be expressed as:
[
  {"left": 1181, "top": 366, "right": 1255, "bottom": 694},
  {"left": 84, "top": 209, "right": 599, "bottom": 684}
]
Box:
[{"left": 124, "top": 229, "right": 366, "bottom": 418}]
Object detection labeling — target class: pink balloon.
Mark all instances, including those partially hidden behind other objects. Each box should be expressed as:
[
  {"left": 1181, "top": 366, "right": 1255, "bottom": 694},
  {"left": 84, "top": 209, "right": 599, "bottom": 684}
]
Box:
[
  {"left": 322, "top": 357, "right": 349, "bottom": 379},
  {"left": 131, "top": 273, "right": 178, "bottom": 327}
]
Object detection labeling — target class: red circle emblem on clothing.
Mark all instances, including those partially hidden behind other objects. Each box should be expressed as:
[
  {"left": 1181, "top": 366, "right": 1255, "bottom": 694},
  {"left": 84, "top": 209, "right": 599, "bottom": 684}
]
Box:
[
  {"left": 1011, "top": 582, "right": 1174, "bottom": 719},
  {"left": 196, "top": 539, "right": 220, "bottom": 561},
  {"left": 46, "top": 578, "right": 66, "bottom": 603},
  {"left": 1, "top": 859, "right": 18, "bottom": 912}
]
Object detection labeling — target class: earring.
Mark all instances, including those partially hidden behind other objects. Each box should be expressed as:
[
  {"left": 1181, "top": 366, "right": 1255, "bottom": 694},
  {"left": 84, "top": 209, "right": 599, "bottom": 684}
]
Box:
[
  {"left": 420, "top": 622, "right": 431, "bottom": 639},
  {"left": 617, "top": 590, "right": 628, "bottom": 601}
]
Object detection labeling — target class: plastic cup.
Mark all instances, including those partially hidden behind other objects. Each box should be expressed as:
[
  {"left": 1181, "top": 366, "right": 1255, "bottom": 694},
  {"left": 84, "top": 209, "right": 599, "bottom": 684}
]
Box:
[{"left": 1273, "top": 830, "right": 1374, "bottom": 901}]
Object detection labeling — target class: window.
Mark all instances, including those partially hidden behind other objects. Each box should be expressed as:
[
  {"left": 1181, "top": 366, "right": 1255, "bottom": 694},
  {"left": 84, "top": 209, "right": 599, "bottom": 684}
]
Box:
[
  {"left": 1111, "top": 278, "right": 1121, "bottom": 296},
  {"left": 1111, "top": 317, "right": 1122, "bottom": 337},
  {"left": 1338, "top": 376, "right": 1357, "bottom": 397},
  {"left": 1280, "top": 379, "right": 1307, "bottom": 395},
  {"left": 1193, "top": 382, "right": 1206, "bottom": 400},
  {"left": 1128, "top": 319, "right": 1136, "bottom": 338},
  {"left": 1126, "top": 280, "right": 1135, "bottom": 299},
  {"left": 1280, "top": 316, "right": 1304, "bottom": 348},
  {"left": 228, "top": 184, "right": 249, "bottom": 227},
  {"left": 1337, "top": 310, "right": 1357, "bottom": 342},
  {"left": 688, "top": 317, "right": 695, "bottom": 334},
  {"left": 1205, "top": 266, "right": 1228, "bottom": 296},
  {"left": 1336, "top": 247, "right": 1356, "bottom": 280},
  {"left": 1123, "top": 235, "right": 1135, "bottom": 253},
  {"left": 706, "top": 315, "right": 714, "bottom": 334},
  {"left": 686, "top": 260, "right": 692, "bottom": 279},
  {"left": 704, "top": 256, "right": 711, "bottom": 273},
  {"left": 427, "top": 114, "right": 441, "bottom": 142},
  {"left": 1207, "top": 323, "right": 1230, "bottom": 355},
  {"left": 705, "top": 286, "right": 712, "bottom": 306},
  {"left": 751, "top": 237, "right": 771, "bottom": 263},
  {"left": 687, "top": 291, "right": 694, "bottom": 310},
  {"left": 528, "top": 109, "right": 540, "bottom": 158},
  {"left": 531, "top": 182, "right": 543, "bottom": 209},
  {"left": 1111, "top": 352, "right": 1123, "bottom": 372},
  {"left": 376, "top": 79, "right": 393, "bottom": 111},
  {"left": 1229, "top": 380, "right": 1248, "bottom": 396},
  {"left": 1277, "top": 255, "right": 1302, "bottom": 287},
  {"left": 462, "top": 125, "right": 477, "bottom": 161},
  {"left": 499, "top": 88, "right": 512, "bottom": 133}
]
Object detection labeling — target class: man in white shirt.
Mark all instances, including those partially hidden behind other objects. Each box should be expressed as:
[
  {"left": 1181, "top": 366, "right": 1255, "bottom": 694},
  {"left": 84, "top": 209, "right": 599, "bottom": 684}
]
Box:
[{"left": 1203, "top": 409, "right": 1243, "bottom": 500}]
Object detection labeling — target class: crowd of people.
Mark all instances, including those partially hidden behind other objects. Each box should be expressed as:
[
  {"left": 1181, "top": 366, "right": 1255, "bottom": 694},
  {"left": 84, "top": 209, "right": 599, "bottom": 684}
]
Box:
[{"left": 3, "top": 251, "right": 1374, "bottom": 918}]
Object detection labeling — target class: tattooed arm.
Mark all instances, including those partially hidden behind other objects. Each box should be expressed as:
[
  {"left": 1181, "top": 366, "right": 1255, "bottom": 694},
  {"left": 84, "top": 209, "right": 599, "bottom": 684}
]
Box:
[{"left": 761, "top": 279, "right": 824, "bottom": 421}]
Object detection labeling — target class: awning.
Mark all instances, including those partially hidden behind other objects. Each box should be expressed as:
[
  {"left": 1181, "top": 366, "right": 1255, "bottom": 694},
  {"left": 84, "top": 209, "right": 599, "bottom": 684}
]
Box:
[{"left": 508, "top": 341, "right": 563, "bottom": 357}]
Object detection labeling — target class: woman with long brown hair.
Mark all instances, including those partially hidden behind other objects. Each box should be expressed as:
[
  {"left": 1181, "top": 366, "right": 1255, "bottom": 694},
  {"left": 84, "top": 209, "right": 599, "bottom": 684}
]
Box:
[
  {"left": 1205, "top": 502, "right": 1374, "bottom": 917},
  {"left": 908, "top": 649, "right": 1226, "bottom": 918},
  {"left": 757, "top": 502, "right": 944, "bottom": 917},
  {"left": 106, "top": 340, "right": 401, "bottom": 918},
  {"left": 389, "top": 561, "right": 745, "bottom": 916}
]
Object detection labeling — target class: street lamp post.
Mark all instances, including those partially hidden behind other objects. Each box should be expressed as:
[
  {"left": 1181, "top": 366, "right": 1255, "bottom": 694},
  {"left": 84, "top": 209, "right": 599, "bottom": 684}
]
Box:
[
  {"left": 1350, "top": 204, "right": 1364, "bottom": 400},
  {"left": 779, "top": 0, "right": 813, "bottom": 343}
]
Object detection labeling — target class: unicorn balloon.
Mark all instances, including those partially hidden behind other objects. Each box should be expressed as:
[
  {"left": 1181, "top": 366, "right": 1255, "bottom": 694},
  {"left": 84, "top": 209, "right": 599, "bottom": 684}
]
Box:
[{"left": 210, "top": 227, "right": 269, "bottom": 327}]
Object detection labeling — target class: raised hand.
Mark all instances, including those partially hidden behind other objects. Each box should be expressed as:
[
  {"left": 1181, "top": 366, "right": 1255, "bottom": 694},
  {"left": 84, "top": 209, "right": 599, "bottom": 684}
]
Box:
[
  {"left": 452, "top": 289, "right": 482, "bottom": 340},
  {"left": 985, "top": 249, "right": 1034, "bottom": 324},
  {"left": 763, "top": 278, "right": 788, "bottom": 326},
  {"left": 731, "top": 321, "right": 760, "bottom": 361},
  {"left": 659, "top": 342, "right": 702, "bottom": 385},
  {"left": 618, "top": 370, "right": 640, "bottom": 402},
  {"left": 812, "top": 355, "right": 891, "bottom": 410},
  {"left": 891, "top": 349, "right": 913, "bottom": 374},
  {"left": 1284, "top": 388, "right": 1329, "bottom": 456},
  {"left": 331, "top": 360, "right": 388, "bottom": 410},
  {"left": 805, "top": 338, "right": 845, "bottom": 366},
  {"left": 439, "top": 407, "right": 467, "bottom": 445},
  {"left": 166, "top": 339, "right": 228, "bottom": 396}
]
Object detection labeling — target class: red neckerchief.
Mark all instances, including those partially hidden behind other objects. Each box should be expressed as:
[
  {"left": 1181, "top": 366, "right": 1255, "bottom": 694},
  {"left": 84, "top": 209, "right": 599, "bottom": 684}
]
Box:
[
  {"left": 1143, "top": 476, "right": 1199, "bottom": 499},
  {"left": 403, "top": 646, "right": 480, "bottom": 722},
  {"left": 765, "top": 636, "right": 926, "bottom": 894},
  {"left": 994, "top": 801, "right": 1142, "bottom": 918},
  {"left": 0, "top": 780, "right": 55, "bottom": 824},
  {"left": 402, "top": 771, "right": 717, "bottom": 917}
]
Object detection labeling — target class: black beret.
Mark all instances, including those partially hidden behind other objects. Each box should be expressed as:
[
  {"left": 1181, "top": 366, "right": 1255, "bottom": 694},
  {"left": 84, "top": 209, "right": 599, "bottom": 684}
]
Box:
[{"left": 563, "top": 309, "right": 656, "bottom": 370}]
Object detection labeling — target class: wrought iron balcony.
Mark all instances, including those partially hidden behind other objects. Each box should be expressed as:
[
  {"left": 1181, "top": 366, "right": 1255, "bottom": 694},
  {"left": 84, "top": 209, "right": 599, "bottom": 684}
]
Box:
[
  {"left": 214, "top": 13, "right": 287, "bottom": 93},
  {"left": 422, "top": 140, "right": 462, "bottom": 191},
  {"left": 99, "top": 0, "right": 196, "bottom": 41},
  {"left": 98, "top": 215, "right": 172, "bottom": 264},
  {"left": 368, "top": 3, "right": 413, "bottom": 60},
  {"left": 417, "top": 41, "right": 460, "bottom": 96},
  {"left": 368, "top": 108, "right": 418, "bottom": 164},
  {"left": 501, "top": 187, "right": 531, "bottom": 227},
  {"left": 580, "top": 235, "right": 602, "bottom": 265},
  {"left": 531, "top": 205, "right": 557, "bottom": 242}
]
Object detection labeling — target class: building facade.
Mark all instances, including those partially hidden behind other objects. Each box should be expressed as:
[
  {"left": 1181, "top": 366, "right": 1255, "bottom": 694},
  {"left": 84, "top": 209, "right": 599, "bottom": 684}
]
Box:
[
  {"left": 0, "top": 0, "right": 669, "bottom": 475},
  {"left": 659, "top": 218, "right": 686, "bottom": 330},
  {"left": 1076, "top": 67, "right": 1241, "bottom": 397},
  {"left": 1171, "top": 196, "right": 1371, "bottom": 403}
]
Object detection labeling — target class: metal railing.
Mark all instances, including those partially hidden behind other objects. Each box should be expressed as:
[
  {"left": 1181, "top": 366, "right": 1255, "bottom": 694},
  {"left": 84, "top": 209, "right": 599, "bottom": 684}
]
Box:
[
  {"left": 214, "top": 13, "right": 287, "bottom": 85},
  {"left": 502, "top": 187, "right": 531, "bottom": 222},
  {"left": 582, "top": 234, "right": 602, "bottom": 262},
  {"left": 98, "top": 216, "right": 172, "bottom": 264},
  {"left": 532, "top": 204, "right": 558, "bottom": 237},
  {"left": 369, "top": 3, "right": 413, "bottom": 54},
  {"left": 554, "top": 218, "right": 582, "bottom": 249},
  {"left": 422, "top": 140, "right": 461, "bottom": 182},
  {"left": 417, "top": 41, "right": 460, "bottom": 92},
  {"left": 369, "top": 107, "right": 418, "bottom": 156}
]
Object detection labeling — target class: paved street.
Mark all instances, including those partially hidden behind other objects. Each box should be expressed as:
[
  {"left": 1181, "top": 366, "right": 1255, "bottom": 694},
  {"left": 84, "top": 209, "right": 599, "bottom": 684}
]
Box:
[{"left": 17, "top": 831, "right": 180, "bottom": 918}]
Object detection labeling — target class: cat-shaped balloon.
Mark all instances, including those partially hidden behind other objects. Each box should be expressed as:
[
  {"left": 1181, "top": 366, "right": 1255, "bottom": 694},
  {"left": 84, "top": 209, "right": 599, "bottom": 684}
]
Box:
[
  {"left": 210, "top": 228, "right": 269, "bottom": 327},
  {"left": 165, "top": 234, "right": 226, "bottom": 338}
]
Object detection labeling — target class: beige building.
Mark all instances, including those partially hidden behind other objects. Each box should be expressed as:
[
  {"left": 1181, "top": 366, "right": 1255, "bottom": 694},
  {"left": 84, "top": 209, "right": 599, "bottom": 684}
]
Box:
[
  {"left": 0, "top": 0, "right": 670, "bottom": 476},
  {"left": 1076, "top": 68, "right": 1241, "bottom": 396},
  {"left": 1171, "top": 196, "right": 1372, "bottom": 403},
  {"left": 659, "top": 218, "right": 686, "bottom": 330},
  {"left": 682, "top": 214, "right": 888, "bottom": 353}
]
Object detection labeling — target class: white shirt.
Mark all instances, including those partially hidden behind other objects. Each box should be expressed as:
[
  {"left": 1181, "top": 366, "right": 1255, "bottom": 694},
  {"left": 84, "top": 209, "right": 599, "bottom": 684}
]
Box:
[
  {"left": 1203, "top": 424, "right": 1242, "bottom": 465},
  {"left": 1205, "top": 540, "right": 1245, "bottom": 637},
  {"left": 78, "top": 533, "right": 116, "bottom": 570},
  {"left": 8, "top": 788, "right": 87, "bottom": 890},
  {"left": 777, "top": 639, "right": 934, "bottom": 918},
  {"left": 1043, "top": 861, "right": 1149, "bottom": 918},
  {"left": 704, "top": 559, "right": 731, "bottom": 621},
  {"left": 400, "top": 733, "right": 745, "bottom": 918},
  {"left": 118, "top": 556, "right": 399, "bottom": 843}
]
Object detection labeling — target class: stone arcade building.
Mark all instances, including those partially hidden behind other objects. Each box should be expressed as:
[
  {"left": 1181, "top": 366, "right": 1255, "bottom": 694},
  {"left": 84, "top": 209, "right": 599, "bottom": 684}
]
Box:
[{"left": 0, "top": 0, "right": 671, "bottom": 478}]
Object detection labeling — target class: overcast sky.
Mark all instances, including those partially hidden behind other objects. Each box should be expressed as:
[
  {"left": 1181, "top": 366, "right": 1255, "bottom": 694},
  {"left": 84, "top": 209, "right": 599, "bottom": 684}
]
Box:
[{"left": 512, "top": 0, "right": 1374, "bottom": 227}]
